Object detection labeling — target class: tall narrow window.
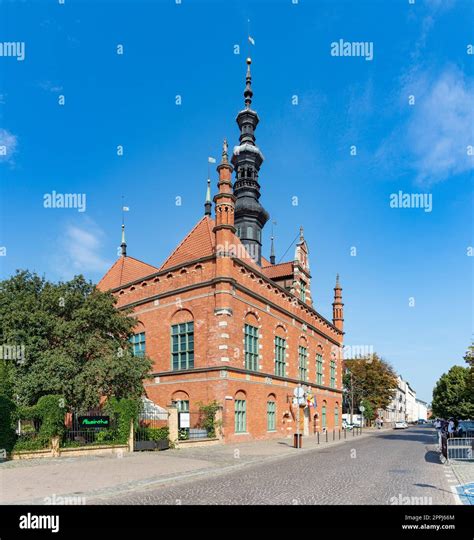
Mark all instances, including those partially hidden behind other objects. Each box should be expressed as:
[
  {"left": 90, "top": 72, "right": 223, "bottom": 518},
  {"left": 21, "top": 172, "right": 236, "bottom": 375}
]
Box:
[
  {"left": 274, "top": 336, "right": 286, "bottom": 377},
  {"left": 335, "top": 404, "right": 339, "bottom": 427},
  {"left": 298, "top": 346, "right": 308, "bottom": 381},
  {"left": 322, "top": 402, "right": 327, "bottom": 429},
  {"left": 316, "top": 353, "right": 323, "bottom": 385},
  {"left": 300, "top": 280, "right": 306, "bottom": 302},
  {"left": 244, "top": 324, "right": 259, "bottom": 371},
  {"left": 330, "top": 360, "right": 336, "bottom": 388},
  {"left": 130, "top": 332, "right": 145, "bottom": 357},
  {"left": 267, "top": 401, "right": 276, "bottom": 431},
  {"left": 235, "top": 399, "right": 246, "bottom": 433},
  {"left": 171, "top": 322, "right": 194, "bottom": 370}
]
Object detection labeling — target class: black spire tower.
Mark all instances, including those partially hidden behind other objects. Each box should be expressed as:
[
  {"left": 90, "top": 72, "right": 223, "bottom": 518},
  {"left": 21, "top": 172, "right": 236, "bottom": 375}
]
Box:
[{"left": 231, "top": 57, "right": 269, "bottom": 265}]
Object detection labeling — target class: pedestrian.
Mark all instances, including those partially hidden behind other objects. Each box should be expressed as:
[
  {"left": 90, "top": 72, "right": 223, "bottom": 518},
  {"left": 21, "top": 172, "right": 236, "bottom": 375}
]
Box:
[
  {"left": 448, "top": 418, "right": 455, "bottom": 439},
  {"left": 434, "top": 418, "right": 442, "bottom": 449}
]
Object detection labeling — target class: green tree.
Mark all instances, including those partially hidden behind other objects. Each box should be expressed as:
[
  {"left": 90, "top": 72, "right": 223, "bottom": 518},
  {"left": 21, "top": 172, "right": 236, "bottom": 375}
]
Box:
[
  {"left": 431, "top": 365, "right": 474, "bottom": 419},
  {"left": 344, "top": 353, "right": 398, "bottom": 415},
  {"left": 360, "top": 399, "right": 375, "bottom": 424},
  {"left": 0, "top": 270, "right": 152, "bottom": 411},
  {"left": 0, "top": 360, "right": 16, "bottom": 453}
]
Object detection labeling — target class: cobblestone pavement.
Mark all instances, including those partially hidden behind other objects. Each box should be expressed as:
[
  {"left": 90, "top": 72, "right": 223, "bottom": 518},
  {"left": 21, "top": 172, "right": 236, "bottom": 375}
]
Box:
[
  {"left": 90, "top": 426, "right": 455, "bottom": 505},
  {"left": 1, "top": 428, "right": 370, "bottom": 504}
]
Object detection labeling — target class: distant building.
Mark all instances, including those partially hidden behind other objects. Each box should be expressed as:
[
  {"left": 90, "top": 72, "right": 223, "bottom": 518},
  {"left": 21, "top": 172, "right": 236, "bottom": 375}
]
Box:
[
  {"left": 415, "top": 398, "right": 429, "bottom": 421},
  {"left": 405, "top": 383, "right": 417, "bottom": 423},
  {"left": 383, "top": 376, "right": 406, "bottom": 424}
]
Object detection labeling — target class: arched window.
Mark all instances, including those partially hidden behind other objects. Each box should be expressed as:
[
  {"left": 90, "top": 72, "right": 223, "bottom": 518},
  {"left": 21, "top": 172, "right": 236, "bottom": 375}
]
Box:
[
  {"left": 247, "top": 226, "right": 253, "bottom": 239},
  {"left": 235, "top": 391, "right": 247, "bottom": 433},
  {"left": 316, "top": 348, "right": 323, "bottom": 385},
  {"left": 130, "top": 322, "right": 146, "bottom": 357},
  {"left": 274, "top": 327, "right": 286, "bottom": 377},
  {"left": 267, "top": 396, "right": 276, "bottom": 432},
  {"left": 298, "top": 337, "right": 308, "bottom": 382},
  {"left": 244, "top": 313, "right": 259, "bottom": 372},
  {"left": 171, "top": 310, "right": 194, "bottom": 371}
]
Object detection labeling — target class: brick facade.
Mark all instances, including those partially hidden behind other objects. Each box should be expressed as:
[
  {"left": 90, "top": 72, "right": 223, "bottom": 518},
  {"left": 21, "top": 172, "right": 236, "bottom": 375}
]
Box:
[{"left": 98, "top": 61, "right": 345, "bottom": 443}]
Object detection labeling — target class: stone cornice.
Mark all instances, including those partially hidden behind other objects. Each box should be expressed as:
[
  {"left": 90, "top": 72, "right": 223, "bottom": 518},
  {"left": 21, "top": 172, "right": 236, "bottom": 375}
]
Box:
[{"left": 151, "top": 365, "right": 344, "bottom": 395}]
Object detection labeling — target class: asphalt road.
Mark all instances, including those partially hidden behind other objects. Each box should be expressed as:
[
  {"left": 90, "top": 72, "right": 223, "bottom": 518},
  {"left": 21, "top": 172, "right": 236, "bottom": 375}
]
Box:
[{"left": 92, "top": 426, "right": 455, "bottom": 505}]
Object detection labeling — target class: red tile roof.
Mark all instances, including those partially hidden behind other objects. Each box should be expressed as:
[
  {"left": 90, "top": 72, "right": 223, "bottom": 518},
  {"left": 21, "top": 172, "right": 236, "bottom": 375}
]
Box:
[
  {"left": 97, "top": 256, "right": 159, "bottom": 291},
  {"left": 97, "top": 215, "right": 269, "bottom": 291},
  {"left": 160, "top": 216, "right": 216, "bottom": 270},
  {"left": 261, "top": 261, "right": 294, "bottom": 280}
]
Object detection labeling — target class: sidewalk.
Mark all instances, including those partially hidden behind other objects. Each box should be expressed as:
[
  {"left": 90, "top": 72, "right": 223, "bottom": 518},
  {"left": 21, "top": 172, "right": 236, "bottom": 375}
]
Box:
[
  {"left": 449, "top": 461, "right": 474, "bottom": 505},
  {"left": 0, "top": 428, "right": 381, "bottom": 505}
]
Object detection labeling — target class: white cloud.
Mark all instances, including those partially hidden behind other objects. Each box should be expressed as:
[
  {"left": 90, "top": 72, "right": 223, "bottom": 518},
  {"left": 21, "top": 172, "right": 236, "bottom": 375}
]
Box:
[
  {"left": 375, "top": 66, "right": 474, "bottom": 186},
  {"left": 407, "top": 67, "right": 474, "bottom": 185},
  {"left": 55, "top": 220, "right": 112, "bottom": 279},
  {"left": 0, "top": 128, "right": 18, "bottom": 163}
]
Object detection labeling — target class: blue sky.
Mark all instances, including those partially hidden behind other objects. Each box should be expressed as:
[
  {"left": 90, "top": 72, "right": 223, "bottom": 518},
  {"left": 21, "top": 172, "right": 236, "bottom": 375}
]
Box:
[{"left": 1, "top": 0, "right": 472, "bottom": 402}]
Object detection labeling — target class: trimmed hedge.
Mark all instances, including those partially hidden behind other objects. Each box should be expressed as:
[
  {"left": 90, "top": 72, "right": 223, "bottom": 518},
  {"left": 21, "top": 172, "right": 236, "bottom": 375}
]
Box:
[{"left": 14, "top": 394, "right": 66, "bottom": 452}]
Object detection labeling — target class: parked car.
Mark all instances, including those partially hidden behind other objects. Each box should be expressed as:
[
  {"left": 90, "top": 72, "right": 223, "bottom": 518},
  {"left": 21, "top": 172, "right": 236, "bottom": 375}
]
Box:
[
  {"left": 394, "top": 421, "right": 408, "bottom": 429},
  {"left": 417, "top": 419, "right": 427, "bottom": 424}
]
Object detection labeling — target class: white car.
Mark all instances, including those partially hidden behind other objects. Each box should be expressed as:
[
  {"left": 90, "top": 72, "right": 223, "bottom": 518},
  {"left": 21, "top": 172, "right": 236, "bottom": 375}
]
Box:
[{"left": 394, "top": 421, "right": 408, "bottom": 429}]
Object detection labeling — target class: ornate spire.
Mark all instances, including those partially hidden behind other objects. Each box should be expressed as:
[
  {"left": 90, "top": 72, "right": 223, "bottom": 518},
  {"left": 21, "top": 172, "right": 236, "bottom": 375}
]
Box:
[
  {"left": 120, "top": 223, "right": 127, "bottom": 257},
  {"left": 299, "top": 225, "right": 304, "bottom": 242},
  {"left": 232, "top": 57, "right": 269, "bottom": 265},
  {"left": 270, "top": 235, "right": 275, "bottom": 265},
  {"left": 333, "top": 274, "right": 344, "bottom": 332},
  {"left": 213, "top": 138, "right": 235, "bottom": 236},
  {"left": 204, "top": 178, "right": 212, "bottom": 216},
  {"left": 244, "top": 57, "right": 253, "bottom": 109},
  {"left": 221, "top": 138, "right": 229, "bottom": 164}
]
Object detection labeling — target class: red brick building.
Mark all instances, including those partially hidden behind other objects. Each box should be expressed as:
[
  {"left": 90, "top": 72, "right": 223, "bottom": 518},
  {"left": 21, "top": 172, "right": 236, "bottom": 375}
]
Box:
[{"left": 98, "top": 59, "right": 345, "bottom": 443}]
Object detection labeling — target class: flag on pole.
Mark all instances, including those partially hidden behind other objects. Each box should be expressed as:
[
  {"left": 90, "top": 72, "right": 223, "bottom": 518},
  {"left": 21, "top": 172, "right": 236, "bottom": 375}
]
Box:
[
  {"left": 122, "top": 206, "right": 129, "bottom": 212},
  {"left": 208, "top": 157, "right": 216, "bottom": 164},
  {"left": 248, "top": 36, "right": 255, "bottom": 46}
]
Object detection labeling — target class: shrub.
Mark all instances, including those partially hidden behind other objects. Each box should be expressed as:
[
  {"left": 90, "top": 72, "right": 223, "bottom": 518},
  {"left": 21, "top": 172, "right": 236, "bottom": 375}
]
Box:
[
  {"left": 0, "top": 396, "right": 16, "bottom": 453},
  {"left": 197, "top": 400, "right": 221, "bottom": 438},
  {"left": 13, "top": 394, "right": 66, "bottom": 452},
  {"left": 104, "top": 397, "right": 140, "bottom": 444}
]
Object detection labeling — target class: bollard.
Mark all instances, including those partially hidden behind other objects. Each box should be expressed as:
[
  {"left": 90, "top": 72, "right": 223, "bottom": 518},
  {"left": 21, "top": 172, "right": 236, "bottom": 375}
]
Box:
[
  {"left": 333, "top": 429, "right": 335, "bottom": 441},
  {"left": 325, "top": 430, "right": 328, "bottom": 443},
  {"left": 317, "top": 431, "right": 320, "bottom": 444},
  {"left": 344, "top": 429, "right": 346, "bottom": 439},
  {"left": 339, "top": 429, "right": 341, "bottom": 440}
]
